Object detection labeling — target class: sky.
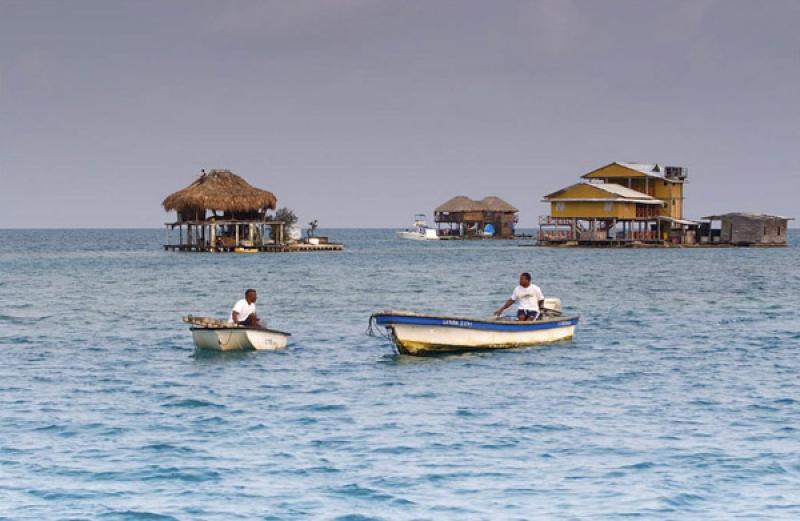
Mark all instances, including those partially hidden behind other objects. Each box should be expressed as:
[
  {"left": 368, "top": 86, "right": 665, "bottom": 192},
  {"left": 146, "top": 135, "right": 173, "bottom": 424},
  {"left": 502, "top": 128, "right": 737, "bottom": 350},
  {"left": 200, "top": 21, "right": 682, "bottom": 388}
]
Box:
[{"left": 1, "top": 0, "right": 798, "bottom": 228}]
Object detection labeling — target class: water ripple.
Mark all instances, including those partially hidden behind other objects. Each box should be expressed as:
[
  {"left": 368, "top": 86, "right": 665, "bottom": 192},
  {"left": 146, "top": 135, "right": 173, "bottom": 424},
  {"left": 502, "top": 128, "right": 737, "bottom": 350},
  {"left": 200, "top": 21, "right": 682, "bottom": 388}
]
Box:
[{"left": 0, "top": 229, "right": 798, "bottom": 520}]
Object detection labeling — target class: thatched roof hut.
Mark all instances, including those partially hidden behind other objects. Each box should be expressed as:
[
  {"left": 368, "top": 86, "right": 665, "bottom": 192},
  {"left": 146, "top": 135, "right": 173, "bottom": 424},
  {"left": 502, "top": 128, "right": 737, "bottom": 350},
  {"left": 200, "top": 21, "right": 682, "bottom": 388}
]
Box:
[
  {"left": 434, "top": 195, "right": 519, "bottom": 238},
  {"left": 435, "top": 196, "right": 481, "bottom": 213},
  {"left": 434, "top": 195, "right": 517, "bottom": 214},
  {"left": 477, "top": 196, "right": 518, "bottom": 213},
  {"left": 162, "top": 169, "right": 277, "bottom": 216}
]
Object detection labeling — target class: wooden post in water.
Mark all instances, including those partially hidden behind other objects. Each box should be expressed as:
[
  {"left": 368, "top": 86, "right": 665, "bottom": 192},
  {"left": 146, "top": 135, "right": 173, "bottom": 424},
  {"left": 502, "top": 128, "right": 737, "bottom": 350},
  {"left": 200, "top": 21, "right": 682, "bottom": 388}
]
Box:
[{"left": 210, "top": 224, "right": 216, "bottom": 252}]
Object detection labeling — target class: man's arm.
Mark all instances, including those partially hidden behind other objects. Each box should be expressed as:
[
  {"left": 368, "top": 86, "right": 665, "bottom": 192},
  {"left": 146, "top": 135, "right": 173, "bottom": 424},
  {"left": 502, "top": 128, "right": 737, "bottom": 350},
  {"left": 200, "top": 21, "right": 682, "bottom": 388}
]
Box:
[
  {"left": 495, "top": 299, "right": 514, "bottom": 317},
  {"left": 232, "top": 310, "right": 240, "bottom": 323}
]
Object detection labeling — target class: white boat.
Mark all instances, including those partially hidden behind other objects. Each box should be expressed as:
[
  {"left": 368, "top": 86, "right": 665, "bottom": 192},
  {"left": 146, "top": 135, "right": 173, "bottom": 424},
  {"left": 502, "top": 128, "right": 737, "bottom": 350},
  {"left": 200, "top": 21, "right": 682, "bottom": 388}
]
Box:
[
  {"left": 183, "top": 316, "right": 290, "bottom": 351},
  {"left": 396, "top": 214, "right": 439, "bottom": 240},
  {"left": 368, "top": 299, "right": 578, "bottom": 356}
]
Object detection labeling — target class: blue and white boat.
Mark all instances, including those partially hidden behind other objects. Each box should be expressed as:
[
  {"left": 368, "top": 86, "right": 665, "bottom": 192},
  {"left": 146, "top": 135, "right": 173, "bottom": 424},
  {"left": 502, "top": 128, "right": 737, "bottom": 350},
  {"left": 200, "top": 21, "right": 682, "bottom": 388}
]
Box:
[{"left": 369, "top": 300, "right": 578, "bottom": 356}]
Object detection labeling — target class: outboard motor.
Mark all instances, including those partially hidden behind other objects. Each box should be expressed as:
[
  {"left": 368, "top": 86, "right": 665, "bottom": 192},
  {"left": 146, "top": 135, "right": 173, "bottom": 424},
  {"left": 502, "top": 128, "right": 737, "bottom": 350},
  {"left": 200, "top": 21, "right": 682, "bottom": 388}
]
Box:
[{"left": 542, "top": 297, "right": 562, "bottom": 317}]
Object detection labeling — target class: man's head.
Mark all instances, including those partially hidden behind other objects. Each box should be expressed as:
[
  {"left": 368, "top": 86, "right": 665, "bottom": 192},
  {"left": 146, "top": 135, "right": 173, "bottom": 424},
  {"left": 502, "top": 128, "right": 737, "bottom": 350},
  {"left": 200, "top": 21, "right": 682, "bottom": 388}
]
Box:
[
  {"left": 245, "top": 289, "right": 257, "bottom": 304},
  {"left": 519, "top": 272, "right": 532, "bottom": 287}
]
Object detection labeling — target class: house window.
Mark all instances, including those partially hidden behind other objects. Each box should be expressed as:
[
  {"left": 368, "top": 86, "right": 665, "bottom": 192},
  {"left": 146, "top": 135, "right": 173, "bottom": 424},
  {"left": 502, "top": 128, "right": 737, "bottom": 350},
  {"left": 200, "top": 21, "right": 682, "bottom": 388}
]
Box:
[
  {"left": 556, "top": 202, "right": 565, "bottom": 212},
  {"left": 604, "top": 203, "right": 613, "bottom": 212},
  {"left": 778, "top": 227, "right": 782, "bottom": 236}
]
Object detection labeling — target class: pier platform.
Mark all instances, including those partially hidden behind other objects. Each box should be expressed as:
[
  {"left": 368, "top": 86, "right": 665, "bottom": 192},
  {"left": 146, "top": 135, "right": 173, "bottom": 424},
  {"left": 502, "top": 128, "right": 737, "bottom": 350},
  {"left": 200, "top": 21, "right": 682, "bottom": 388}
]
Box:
[{"left": 164, "top": 243, "right": 344, "bottom": 253}]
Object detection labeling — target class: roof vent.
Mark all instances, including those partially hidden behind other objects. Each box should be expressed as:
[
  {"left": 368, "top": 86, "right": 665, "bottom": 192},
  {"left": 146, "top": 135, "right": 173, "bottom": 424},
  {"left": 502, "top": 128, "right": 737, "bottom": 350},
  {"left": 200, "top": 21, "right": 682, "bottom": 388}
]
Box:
[{"left": 651, "top": 164, "right": 661, "bottom": 173}]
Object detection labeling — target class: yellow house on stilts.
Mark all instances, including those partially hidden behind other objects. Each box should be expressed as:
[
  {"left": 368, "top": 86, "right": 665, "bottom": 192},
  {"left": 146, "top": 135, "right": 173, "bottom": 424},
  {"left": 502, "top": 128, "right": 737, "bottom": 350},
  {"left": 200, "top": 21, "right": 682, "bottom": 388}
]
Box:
[{"left": 539, "top": 162, "right": 699, "bottom": 246}]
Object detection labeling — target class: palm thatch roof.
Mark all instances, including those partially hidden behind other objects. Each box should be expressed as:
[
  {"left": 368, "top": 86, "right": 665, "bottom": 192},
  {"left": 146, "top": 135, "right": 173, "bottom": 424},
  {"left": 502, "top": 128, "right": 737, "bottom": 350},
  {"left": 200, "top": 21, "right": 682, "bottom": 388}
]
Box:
[
  {"left": 435, "top": 195, "right": 517, "bottom": 213},
  {"left": 162, "top": 170, "right": 277, "bottom": 213},
  {"left": 435, "top": 196, "right": 481, "bottom": 213},
  {"left": 477, "top": 196, "right": 518, "bottom": 213}
]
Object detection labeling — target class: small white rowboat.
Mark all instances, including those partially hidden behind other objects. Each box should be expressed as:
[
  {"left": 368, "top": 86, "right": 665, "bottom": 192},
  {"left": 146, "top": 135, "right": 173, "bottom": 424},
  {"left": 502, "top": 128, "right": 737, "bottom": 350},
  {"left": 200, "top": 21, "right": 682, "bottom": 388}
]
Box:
[
  {"left": 184, "top": 316, "right": 290, "bottom": 352},
  {"left": 369, "top": 308, "right": 578, "bottom": 356}
]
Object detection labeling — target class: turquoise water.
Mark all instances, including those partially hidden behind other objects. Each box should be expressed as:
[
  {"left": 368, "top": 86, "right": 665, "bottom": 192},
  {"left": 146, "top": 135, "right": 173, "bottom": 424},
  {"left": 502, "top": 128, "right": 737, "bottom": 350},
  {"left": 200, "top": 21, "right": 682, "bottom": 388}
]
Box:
[{"left": 1, "top": 229, "right": 799, "bottom": 520}]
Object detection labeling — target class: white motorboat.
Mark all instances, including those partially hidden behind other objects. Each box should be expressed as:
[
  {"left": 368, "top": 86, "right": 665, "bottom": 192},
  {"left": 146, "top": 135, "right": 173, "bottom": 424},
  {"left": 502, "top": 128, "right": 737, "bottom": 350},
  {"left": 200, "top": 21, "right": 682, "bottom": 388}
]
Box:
[
  {"left": 396, "top": 214, "right": 439, "bottom": 240},
  {"left": 183, "top": 316, "right": 290, "bottom": 351},
  {"left": 368, "top": 299, "right": 578, "bottom": 356}
]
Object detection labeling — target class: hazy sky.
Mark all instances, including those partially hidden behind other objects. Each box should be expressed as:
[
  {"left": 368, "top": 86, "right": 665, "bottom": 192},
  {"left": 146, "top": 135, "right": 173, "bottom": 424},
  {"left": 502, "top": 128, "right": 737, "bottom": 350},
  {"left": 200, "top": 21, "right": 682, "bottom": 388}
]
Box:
[{"left": 1, "top": 0, "right": 798, "bottom": 228}]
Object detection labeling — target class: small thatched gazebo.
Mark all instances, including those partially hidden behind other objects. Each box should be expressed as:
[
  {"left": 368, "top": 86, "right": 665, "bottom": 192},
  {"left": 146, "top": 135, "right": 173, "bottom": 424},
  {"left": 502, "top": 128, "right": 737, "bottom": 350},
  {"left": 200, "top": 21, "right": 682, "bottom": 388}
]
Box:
[
  {"left": 434, "top": 195, "right": 519, "bottom": 238},
  {"left": 162, "top": 169, "right": 284, "bottom": 252}
]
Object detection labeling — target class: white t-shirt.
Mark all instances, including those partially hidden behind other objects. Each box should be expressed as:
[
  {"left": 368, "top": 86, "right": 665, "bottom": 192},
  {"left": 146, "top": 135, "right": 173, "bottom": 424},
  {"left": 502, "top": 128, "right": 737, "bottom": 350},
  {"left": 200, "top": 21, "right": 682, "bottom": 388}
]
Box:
[
  {"left": 229, "top": 299, "right": 256, "bottom": 324},
  {"left": 511, "top": 284, "right": 544, "bottom": 312}
]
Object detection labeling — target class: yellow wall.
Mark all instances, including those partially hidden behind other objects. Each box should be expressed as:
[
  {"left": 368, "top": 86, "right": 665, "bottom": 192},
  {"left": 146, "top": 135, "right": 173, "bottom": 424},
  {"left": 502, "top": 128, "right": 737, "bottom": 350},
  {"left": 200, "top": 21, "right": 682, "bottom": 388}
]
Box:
[
  {"left": 652, "top": 181, "right": 683, "bottom": 219},
  {"left": 549, "top": 183, "right": 633, "bottom": 200},
  {"left": 549, "top": 183, "right": 610, "bottom": 199},
  {"left": 550, "top": 201, "right": 637, "bottom": 219}
]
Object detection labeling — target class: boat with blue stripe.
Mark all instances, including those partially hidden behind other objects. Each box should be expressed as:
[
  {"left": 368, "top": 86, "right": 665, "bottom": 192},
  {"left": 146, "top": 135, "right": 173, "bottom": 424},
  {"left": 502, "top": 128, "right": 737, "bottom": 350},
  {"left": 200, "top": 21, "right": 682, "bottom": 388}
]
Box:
[{"left": 369, "top": 302, "right": 579, "bottom": 356}]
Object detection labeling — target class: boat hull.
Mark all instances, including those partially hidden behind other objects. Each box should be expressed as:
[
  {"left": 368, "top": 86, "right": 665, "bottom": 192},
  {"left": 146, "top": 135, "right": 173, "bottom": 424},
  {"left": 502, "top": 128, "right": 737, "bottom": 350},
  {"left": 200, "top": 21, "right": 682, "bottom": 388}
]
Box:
[
  {"left": 191, "top": 327, "right": 290, "bottom": 351},
  {"left": 396, "top": 231, "right": 439, "bottom": 240},
  {"left": 373, "top": 312, "right": 578, "bottom": 355}
]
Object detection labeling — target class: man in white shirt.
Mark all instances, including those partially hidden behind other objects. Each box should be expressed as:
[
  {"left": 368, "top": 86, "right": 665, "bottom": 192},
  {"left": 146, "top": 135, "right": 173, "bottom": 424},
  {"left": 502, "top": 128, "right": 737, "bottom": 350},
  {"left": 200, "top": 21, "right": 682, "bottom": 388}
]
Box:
[
  {"left": 229, "top": 289, "right": 261, "bottom": 327},
  {"left": 494, "top": 272, "right": 545, "bottom": 321}
]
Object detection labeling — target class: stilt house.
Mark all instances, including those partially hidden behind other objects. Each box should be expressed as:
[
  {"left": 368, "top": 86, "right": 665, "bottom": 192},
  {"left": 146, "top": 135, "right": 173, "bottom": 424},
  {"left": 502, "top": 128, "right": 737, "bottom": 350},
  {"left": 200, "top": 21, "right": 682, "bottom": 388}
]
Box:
[
  {"left": 539, "top": 162, "right": 699, "bottom": 245},
  {"left": 434, "top": 196, "right": 518, "bottom": 238},
  {"left": 162, "top": 170, "right": 285, "bottom": 252}
]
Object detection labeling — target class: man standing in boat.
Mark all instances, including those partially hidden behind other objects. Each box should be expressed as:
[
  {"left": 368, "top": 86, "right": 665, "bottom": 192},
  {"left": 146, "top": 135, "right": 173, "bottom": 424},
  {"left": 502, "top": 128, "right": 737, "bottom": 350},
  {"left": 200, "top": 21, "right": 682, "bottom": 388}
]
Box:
[
  {"left": 494, "top": 272, "right": 545, "bottom": 321},
  {"left": 229, "top": 289, "right": 262, "bottom": 327}
]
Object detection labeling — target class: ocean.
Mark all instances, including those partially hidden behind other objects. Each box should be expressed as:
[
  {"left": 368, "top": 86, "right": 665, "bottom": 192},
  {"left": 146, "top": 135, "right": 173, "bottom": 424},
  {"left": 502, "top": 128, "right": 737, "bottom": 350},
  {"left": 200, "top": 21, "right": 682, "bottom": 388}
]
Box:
[{"left": 1, "top": 229, "right": 798, "bottom": 520}]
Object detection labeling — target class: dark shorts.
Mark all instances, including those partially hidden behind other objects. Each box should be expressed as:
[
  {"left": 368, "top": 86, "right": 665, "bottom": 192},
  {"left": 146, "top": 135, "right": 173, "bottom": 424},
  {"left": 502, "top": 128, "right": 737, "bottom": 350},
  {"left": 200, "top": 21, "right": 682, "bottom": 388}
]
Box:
[{"left": 517, "top": 309, "right": 540, "bottom": 320}]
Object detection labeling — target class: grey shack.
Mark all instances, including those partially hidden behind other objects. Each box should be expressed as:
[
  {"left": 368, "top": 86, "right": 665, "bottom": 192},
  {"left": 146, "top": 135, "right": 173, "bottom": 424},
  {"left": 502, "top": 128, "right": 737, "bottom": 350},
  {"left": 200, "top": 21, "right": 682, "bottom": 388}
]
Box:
[{"left": 702, "top": 213, "right": 793, "bottom": 246}]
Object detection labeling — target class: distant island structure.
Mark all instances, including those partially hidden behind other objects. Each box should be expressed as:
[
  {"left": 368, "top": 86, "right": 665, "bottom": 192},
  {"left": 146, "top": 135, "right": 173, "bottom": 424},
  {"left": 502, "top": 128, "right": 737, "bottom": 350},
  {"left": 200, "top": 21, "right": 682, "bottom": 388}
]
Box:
[
  {"left": 434, "top": 196, "right": 518, "bottom": 239},
  {"left": 538, "top": 162, "right": 791, "bottom": 247},
  {"left": 162, "top": 169, "right": 343, "bottom": 252}
]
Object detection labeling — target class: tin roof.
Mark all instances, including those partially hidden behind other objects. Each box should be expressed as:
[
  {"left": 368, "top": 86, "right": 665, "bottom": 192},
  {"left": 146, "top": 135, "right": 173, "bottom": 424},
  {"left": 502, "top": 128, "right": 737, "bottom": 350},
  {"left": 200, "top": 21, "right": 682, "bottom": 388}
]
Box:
[
  {"left": 701, "top": 212, "right": 793, "bottom": 221},
  {"left": 588, "top": 182, "right": 658, "bottom": 199},
  {"left": 657, "top": 216, "right": 702, "bottom": 226},
  {"left": 543, "top": 182, "right": 664, "bottom": 205},
  {"left": 616, "top": 162, "right": 668, "bottom": 179},
  {"left": 583, "top": 162, "right": 684, "bottom": 183}
]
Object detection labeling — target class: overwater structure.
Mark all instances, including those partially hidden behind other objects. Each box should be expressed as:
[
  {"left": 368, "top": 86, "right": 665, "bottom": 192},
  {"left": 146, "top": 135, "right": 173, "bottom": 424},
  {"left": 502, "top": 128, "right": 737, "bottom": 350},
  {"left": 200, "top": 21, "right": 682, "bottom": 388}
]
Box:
[
  {"left": 162, "top": 169, "right": 342, "bottom": 252},
  {"left": 539, "top": 162, "right": 695, "bottom": 246},
  {"left": 434, "top": 196, "right": 519, "bottom": 239},
  {"left": 538, "top": 162, "right": 792, "bottom": 247},
  {"left": 701, "top": 213, "right": 792, "bottom": 246}
]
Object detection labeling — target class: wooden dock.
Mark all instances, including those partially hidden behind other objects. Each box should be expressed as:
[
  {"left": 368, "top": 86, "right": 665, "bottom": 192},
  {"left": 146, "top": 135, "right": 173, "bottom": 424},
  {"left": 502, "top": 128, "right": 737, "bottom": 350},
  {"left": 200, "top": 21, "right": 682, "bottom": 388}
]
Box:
[{"left": 164, "top": 243, "right": 344, "bottom": 253}]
